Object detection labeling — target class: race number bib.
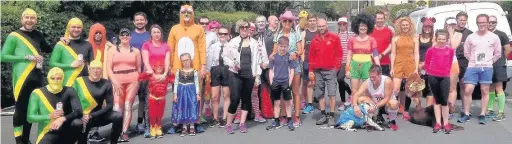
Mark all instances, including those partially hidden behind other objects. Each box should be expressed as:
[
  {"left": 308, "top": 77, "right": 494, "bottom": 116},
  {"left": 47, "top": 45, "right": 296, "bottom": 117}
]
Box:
[
  {"left": 475, "top": 48, "right": 486, "bottom": 65},
  {"left": 372, "top": 93, "right": 384, "bottom": 102}
]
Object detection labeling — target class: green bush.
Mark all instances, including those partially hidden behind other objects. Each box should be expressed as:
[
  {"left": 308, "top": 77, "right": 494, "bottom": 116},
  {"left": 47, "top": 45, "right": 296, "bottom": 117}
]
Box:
[
  {"left": 363, "top": 6, "right": 383, "bottom": 16},
  {"left": 196, "top": 11, "right": 258, "bottom": 26},
  {"left": 390, "top": 3, "right": 417, "bottom": 19}
]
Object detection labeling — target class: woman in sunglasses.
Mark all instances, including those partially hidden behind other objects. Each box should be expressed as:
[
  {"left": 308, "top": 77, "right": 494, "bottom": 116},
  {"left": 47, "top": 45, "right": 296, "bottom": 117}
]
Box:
[
  {"left": 106, "top": 28, "right": 142, "bottom": 142},
  {"left": 223, "top": 19, "right": 268, "bottom": 134},
  {"left": 270, "top": 10, "right": 304, "bottom": 127}
]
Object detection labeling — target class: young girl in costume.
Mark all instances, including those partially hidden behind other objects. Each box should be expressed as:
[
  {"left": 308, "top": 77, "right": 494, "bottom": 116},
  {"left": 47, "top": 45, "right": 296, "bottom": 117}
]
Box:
[
  {"left": 139, "top": 60, "right": 174, "bottom": 139},
  {"left": 171, "top": 53, "right": 201, "bottom": 137}
]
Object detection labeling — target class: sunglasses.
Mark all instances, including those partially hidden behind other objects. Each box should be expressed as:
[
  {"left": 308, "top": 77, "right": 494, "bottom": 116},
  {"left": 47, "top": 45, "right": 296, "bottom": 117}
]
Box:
[
  {"left": 489, "top": 21, "right": 497, "bottom": 24},
  {"left": 200, "top": 22, "right": 209, "bottom": 25},
  {"left": 338, "top": 23, "right": 347, "bottom": 26},
  {"left": 218, "top": 33, "right": 228, "bottom": 36},
  {"left": 120, "top": 34, "right": 130, "bottom": 37},
  {"left": 283, "top": 20, "right": 293, "bottom": 23},
  {"left": 239, "top": 26, "right": 249, "bottom": 30}
]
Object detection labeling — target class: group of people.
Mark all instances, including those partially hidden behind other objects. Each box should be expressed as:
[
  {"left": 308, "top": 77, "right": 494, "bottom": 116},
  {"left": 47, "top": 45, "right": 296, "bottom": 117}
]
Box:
[{"left": 2, "top": 4, "right": 510, "bottom": 144}]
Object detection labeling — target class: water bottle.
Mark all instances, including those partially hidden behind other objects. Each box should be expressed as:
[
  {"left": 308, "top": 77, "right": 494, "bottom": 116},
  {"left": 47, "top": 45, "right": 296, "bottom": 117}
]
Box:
[
  {"left": 77, "top": 54, "right": 83, "bottom": 61},
  {"left": 36, "top": 55, "right": 43, "bottom": 69}
]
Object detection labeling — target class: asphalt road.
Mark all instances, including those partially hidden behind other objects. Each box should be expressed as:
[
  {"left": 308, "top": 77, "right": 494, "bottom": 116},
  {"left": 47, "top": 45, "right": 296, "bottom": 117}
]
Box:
[{"left": 2, "top": 81, "right": 512, "bottom": 144}]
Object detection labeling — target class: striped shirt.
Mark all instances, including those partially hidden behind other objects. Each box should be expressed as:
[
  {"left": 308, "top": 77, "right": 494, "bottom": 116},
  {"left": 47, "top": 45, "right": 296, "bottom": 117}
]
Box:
[{"left": 339, "top": 31, "right": 355, "bottom": 63}]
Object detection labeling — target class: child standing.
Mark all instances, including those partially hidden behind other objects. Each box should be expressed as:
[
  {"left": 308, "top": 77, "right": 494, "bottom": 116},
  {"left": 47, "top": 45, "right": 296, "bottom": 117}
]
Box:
[
  {"left": 138, "top": 60, "right": 174, "bottom": 139},
  {"left": 424, "top": 30, "right": 454, "bottom": 134},
  {"left": 266, "top": 36, "right": 296, "bottom": 131},
  {"left": 171, "top": 53, "right": 201, "bottom": 137}
]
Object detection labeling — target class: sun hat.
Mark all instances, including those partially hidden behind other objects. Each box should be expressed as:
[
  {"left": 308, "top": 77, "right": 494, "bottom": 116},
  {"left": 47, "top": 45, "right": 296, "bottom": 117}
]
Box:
[{"left": 279, "top": 10, "right": 296, "bottom": 20}]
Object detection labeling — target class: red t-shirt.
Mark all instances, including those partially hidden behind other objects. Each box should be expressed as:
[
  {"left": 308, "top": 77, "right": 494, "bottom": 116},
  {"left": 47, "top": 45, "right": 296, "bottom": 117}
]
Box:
[
  {"left": 508, "top": 43, "right": 512, "bottom": 60},
  {"left": 371, "top": 27, "right": 394, "bottom": 65}
]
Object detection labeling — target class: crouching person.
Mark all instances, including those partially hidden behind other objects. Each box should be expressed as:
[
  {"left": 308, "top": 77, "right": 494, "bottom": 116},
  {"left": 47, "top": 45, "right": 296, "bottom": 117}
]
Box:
[
  {"left": 27, "top": 67, "right": 83, "bottom": 144},
  {"left": 351, "top": 65, "right": 400, "bottom": 131},
  {"left": 74, "top": 60, "right": 123, "bottom": 144}
]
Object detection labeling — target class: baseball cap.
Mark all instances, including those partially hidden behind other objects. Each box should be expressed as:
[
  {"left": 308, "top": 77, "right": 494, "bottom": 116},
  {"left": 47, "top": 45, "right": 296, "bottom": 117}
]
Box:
[
  {"left": 119, "top": 28, "right": 130, "bottom": 35},
  {"left": 446, "top": 19, "right": 457, "bottom": 25}
]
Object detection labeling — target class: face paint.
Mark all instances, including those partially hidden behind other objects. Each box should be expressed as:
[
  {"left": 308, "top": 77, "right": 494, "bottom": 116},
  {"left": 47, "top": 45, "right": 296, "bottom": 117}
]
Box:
[{"left": 47, "top": 67, "right": 64, "bottom": 93}]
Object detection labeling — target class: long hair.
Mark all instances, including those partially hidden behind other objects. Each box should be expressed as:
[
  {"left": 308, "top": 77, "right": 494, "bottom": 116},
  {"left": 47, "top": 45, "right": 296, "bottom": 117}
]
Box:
[{"left": 394, "top": 17, "right": 416, "bottom": 37}]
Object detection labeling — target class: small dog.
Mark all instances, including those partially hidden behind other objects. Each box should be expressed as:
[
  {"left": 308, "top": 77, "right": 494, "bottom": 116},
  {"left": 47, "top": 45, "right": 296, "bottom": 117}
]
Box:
[{"left": 336, "top": 103, "right": 385, "bottom": 132}]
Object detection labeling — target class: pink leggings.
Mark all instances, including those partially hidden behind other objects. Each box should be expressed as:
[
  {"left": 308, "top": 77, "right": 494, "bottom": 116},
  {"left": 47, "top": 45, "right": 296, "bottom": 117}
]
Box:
[{"left": 113, "top": 82, "right": 139, "bottom": 132}]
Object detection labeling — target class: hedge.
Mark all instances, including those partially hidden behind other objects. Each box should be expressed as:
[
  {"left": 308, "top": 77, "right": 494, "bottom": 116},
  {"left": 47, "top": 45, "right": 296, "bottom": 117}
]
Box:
[{"left": 196, "top": 11, "right": 259, "bottom": 26}]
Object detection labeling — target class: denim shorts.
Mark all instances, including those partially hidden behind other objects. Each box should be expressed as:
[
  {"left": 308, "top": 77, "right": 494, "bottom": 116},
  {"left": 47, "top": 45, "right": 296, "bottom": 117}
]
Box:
[
  {"left": 292, "top": 58, "right": 302, "bottom": 74},
  {"left": 463, "top": 67, "right": 493, "bottom": 85}
]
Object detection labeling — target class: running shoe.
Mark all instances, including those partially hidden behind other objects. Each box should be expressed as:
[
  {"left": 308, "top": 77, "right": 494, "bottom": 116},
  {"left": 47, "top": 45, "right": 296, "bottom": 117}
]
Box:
[
  {"left": 293, "top": 117, "right": 301, "bottom": 127},
  {"left": 443, "top": 124, "right": 452, "bottom": 134},
  {"left": 376, "top": 114, "right": 385, "bottom": 125},
  {"left": 316, "top": 115, "right": 327, "bottom": 125},
  {"left": 144, "top": 129, "right": 151, "bottom": 138},
  {"left": 180, "top": 128, "right": 188, "bottom": 137},
  {"left": 288, "top": 119, "right": 295, "bottom": 131},
  {"left": 196, "top": 124, "right": 205, "bottom": 133},
  {"left": 219, "top": 119, "right": 227, "bottom": 128},
  {"left": 88, "top": 132, "right": 105, "bottom": 142},
  {"left": 302, "top": 105, "right": 314, "bottom": 114},
  {"left": 210, "top": 119, "right": 219, "bottom": 128},
  {"left": 478, "top": 115, "right": 487, "bottom": 125},
  {"left": 432, "top": 123, "right": 441, "bottom": 133},
  {"left": 337, "top": 105, "right": 345, "bottom": 111},
  {"left": 280, "top": 117, "right": 288, "bottom": 126},
  {"left": 136, "top": 123, "right": 145, "bottom": 133},
  {"left": 389, "top": 120, "right": 399, "bottom": 131},
  {"left": 457, "top": 114, "right": 471, "bottom": 123},
  {"left": 200, "top": 116, "right": 208, "bottom": 124},
  {"left": 493, "top": 113, "right": 506, "bottom": 122},
  {"left": 118, "top": 131, "right": 129, "bottom": 142},
  {"left": 189, "top": 127, "right": 196, "bottom": 136},
  {"left": 402, "top": 112, "right": 410, "bottom": 120},
  {"left": 399, "top": 104, "right": 405, "bottom": 114},
  {"left": 486, "top": 110, "right": 496, "bottom": 118},
  {"left": 300, "top": 101, "right": 306, "bottom": 110},
  {"left": 167, "top": 126, "right": 176, "bottom": 134},
  {"left": 239, "top": 123, "right": 248, "bottom": 133},
  {"left": 327, "top": 115, "right": 336, "bottom": 127},
  {"left": 225, "top": 125, "right": 234, "bottom": 134},
  {"left": 254, "top": 115, "right": 267, "bottom": 123},
  {"left": 266, "top": 120, "right": 281, "bottom": 130}
]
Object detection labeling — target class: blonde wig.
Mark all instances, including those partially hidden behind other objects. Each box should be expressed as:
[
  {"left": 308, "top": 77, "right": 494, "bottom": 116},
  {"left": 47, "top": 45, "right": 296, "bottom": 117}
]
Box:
[{"left": 394, "top": 17, "right": 416, "bottom": 37}]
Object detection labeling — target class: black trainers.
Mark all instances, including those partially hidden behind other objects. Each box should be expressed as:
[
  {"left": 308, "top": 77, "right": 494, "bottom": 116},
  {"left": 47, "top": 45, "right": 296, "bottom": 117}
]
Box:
[
  {"left": 210, "top": 119, "right": 220, "bottom": 128},
  {"left": 316, "top": 115, "right": 328, "bottom": 125},
  {"left": 376, "top": 114, "right": 385, "bottom": 125},
  {"left": 327, "top": 115, "right": 336, "bottom": 127},
  {"left": 219, "top": 119, "right": 227, "bottom": 128},
  {"left": 266, "top": 120, "right": 281, "bottom": 130},
  {"left": 88, "top": 132, "right": 105, "bottom": 142}
]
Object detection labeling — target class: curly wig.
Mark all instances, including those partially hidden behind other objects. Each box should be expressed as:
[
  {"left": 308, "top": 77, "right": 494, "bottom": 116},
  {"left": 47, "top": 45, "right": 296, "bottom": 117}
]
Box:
[
  {"left": 351, "top": 13, "right": 375, "bottom": 35},
  {"left": 394, "top": 17, "right": 416, "bottom": 37}
]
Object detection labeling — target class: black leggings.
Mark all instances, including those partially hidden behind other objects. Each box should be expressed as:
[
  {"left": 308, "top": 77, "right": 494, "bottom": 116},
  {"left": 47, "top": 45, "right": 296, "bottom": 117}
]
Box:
[
  {"left": 39, "top": 119, "right": 82, "bottom": 144},
  {"left": 14, "top": 71, "right": 43, "bottom": 144},
  {"left": 428, "top": 76, "right": 450, "bottom": 106},
  {"left": 338, "top": 80, "right": 351, "bottom": 102},
  {"left": 78, "top": 111, "right": 123, "bottom": 144},
  {"left": 228, "top": 72, "right": 255, "bottom": 114},
  {"left": 137, "top": 81, "right": 148, "bottom": 124}
]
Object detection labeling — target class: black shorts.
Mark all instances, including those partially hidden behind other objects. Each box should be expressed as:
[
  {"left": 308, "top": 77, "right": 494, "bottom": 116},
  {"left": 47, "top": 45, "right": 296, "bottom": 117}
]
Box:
[
  {"left": 210, "top": 66, "right": 230, "bottom": 86},
  {"left": 270, "top": 83, "right": 292, "bottom": 101},
  {"left": 492, "top": 64, "right": 507, "bottom": 83},
  {"left": 381, "top": 65, "right": 391, "bottom": 77}
]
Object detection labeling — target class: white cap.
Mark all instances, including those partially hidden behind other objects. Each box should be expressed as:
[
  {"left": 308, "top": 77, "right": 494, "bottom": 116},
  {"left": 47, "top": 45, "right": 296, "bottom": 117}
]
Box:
[
  {"left": 446, "top": 19, "right": 457, "bottom": 25},
  {"left": 338, "top": 17, "right": 348, "bottom": 23}
]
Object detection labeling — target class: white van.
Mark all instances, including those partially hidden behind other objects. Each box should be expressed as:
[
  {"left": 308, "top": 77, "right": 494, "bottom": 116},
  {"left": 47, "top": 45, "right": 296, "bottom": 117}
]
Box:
[{"left": 409, "top": 2, "right": 512, "bottom": 42}]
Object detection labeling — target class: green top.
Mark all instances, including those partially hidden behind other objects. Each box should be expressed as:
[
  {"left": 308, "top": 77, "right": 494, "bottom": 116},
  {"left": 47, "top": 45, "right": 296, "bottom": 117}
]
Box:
[{"left": 49, "top": 39, "right": 93, "bottom": 86}]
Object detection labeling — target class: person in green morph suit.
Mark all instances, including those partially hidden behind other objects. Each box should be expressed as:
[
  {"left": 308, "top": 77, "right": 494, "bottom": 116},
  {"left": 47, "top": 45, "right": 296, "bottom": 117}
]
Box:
[
  {"left": 27, "top": 67, "right": 84, "bottom": 144},
  {"left": 50, "top": 18, "right": 94, "bottom": 87},
  {"left": 0, "top": 8, "right": 53, "bottom": 144}
]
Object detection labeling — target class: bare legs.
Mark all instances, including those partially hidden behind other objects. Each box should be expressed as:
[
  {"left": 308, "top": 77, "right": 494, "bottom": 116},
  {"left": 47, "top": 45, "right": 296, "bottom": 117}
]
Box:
[{"left": 211, "top": 86, "right": 230, "bottom": 121}]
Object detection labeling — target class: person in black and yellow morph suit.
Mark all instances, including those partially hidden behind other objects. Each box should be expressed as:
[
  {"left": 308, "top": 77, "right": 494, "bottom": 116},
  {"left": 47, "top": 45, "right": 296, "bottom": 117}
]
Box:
[
  {"left": 50, "top": 17, "right": 94, "bottom": 87},
  {"left": 0, "top": 8, "right": 53, "bottom": 144},
  {"left": 74, "top": 60, "right": 123, "bottom": 144},
  {"left": 27, "top": 67, "right": 83, "bottom": 144}
]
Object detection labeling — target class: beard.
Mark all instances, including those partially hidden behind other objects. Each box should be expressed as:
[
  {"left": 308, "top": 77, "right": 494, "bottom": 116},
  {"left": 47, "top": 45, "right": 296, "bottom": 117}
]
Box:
[{"left": 23, "top": 24, "right": 34, "bottom": 31}]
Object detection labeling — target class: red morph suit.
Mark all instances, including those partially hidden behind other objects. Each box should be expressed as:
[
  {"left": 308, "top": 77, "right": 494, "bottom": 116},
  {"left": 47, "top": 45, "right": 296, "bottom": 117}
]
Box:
[{"left": 138, "top": 62, "right": 175, "bottom": 137}]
